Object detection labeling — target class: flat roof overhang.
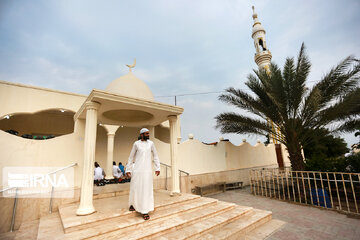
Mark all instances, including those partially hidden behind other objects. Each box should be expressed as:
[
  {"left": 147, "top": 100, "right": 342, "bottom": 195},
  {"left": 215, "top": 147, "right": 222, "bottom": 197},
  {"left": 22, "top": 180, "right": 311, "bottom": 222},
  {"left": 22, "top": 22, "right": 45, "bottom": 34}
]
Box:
[{"left": 74, "top": 89, "right": 184, "bottom": 127}]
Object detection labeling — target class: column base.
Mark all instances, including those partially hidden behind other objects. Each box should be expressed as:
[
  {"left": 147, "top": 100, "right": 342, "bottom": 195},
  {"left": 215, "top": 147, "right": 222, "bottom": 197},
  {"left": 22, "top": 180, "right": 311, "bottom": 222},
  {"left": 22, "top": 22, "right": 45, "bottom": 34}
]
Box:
[
  {"left": 76, "top": 206, "right": 96, "bottom": 216},
  {"left": 170, "top": 191, "right": 181, "bottom": 197}
]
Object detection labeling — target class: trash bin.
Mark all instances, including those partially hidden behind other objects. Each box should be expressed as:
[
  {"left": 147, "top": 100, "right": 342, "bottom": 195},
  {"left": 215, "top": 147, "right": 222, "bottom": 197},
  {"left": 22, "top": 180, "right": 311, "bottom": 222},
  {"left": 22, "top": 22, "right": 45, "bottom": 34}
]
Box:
[{"left": 310, "top": 188, "right": 332, "bottom": 208}]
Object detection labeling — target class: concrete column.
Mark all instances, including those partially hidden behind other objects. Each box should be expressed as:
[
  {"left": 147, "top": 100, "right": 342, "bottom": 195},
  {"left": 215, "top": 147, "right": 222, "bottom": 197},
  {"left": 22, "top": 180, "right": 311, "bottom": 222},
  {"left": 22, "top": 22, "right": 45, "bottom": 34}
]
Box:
[
  {"left": 76, "top": 101, "right": 100, "bottom": 216},
  {"left": 176, "top": 117, "right": 182, "bottom": 144},
  {"left": 102, "top": 125, "right": 120, "bottom": 179},
  {"left": 168, "top": 115, "right": 180, "bottom": 196}
]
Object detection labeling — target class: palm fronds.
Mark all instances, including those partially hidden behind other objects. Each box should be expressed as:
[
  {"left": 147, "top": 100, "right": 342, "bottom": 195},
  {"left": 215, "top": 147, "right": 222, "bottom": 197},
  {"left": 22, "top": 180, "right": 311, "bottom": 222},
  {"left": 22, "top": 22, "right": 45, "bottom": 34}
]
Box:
[{"left": 215, "top": 43, "right": 360, "bottom": 170}]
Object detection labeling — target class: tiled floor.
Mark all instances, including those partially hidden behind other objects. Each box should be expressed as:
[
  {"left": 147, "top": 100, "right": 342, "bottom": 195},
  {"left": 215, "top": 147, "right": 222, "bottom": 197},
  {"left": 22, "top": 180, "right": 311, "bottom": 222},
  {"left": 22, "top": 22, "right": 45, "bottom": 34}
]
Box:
[{"left": 211, "top": 187, "right": 360, "bottom": 240}]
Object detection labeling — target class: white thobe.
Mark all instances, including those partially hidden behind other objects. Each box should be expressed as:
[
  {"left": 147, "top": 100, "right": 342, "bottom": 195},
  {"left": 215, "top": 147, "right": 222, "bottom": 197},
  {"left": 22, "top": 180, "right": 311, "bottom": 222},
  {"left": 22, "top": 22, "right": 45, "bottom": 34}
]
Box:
[
  {"left": 113, "top": 165, "right": 122, "bottom": 178},
  {"left": 126, "top": 140, "right": 160, "bottom": 214},
  {"left": 94, "top": 167, "right": 104, "bottom": 180}
]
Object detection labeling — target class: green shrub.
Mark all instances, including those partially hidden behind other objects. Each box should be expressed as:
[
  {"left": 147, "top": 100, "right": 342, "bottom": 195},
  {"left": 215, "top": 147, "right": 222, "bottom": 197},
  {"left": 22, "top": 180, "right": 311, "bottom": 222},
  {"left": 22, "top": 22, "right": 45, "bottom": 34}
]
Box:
[
  {"left": 305, "top": 153, "right": 360, "bottom": 173},
  {"left": 346, "top": 153, "right": 360, "bottom": 173}
]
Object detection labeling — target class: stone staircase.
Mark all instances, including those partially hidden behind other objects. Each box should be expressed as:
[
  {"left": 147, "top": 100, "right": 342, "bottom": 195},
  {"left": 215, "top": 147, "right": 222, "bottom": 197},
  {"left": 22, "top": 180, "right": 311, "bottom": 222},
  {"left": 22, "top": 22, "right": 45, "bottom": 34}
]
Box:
[{"left": 1, "top": 189, "right": 285, "bottom": 240}]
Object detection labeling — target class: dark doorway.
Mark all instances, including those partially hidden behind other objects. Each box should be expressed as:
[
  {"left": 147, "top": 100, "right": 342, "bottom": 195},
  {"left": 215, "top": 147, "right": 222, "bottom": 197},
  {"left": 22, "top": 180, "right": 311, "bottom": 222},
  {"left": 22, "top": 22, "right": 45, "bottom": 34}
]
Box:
[{"left": 275, "top": 144, "right": 284, "bottom": 169}]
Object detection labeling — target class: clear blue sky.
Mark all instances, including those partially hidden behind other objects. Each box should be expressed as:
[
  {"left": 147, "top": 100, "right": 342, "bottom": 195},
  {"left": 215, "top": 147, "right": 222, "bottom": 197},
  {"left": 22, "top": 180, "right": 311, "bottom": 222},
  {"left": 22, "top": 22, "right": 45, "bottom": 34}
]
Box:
[{"left": 1, "top": 0, "right": 359, "bottom": 147}]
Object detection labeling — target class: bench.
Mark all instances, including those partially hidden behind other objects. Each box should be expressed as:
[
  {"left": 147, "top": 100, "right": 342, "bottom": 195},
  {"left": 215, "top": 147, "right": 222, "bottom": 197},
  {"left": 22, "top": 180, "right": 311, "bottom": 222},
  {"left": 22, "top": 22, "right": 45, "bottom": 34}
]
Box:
[
  {"left": 225, "top": 181, "right": 243, "bottom": 190},
  {"left": 192, "top": 181, "right": 243, "bottom": 196},
  {"left": 192, "top": 182, "right": 226, "bottom": 196}
]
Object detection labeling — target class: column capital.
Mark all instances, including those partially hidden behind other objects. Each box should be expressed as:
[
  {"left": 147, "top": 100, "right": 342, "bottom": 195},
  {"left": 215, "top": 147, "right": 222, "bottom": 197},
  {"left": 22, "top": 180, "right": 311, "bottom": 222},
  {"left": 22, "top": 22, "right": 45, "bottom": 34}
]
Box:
[
  {"left": 168, "top": 115, "right": 178, "bottom": 122},
  {"left": 85, "top": 101, "right": 101, "bottom": 111},
  {"left": 102, "top": 124, "right": 120, "bottom": 135}
]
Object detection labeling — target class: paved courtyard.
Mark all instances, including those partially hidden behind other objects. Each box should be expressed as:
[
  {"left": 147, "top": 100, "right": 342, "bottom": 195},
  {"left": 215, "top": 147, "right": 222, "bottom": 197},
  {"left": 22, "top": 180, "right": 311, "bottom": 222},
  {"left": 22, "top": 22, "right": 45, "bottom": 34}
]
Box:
[{"left": 211, "top": 187, "right": 360, "bottom": 240}]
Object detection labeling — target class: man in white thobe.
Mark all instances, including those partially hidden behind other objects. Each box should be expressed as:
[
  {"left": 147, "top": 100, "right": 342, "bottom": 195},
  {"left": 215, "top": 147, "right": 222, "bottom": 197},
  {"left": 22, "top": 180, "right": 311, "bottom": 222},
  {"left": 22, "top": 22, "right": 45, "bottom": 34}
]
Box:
[
  {"left": 126, "top": 128, "right": 160, "bottom": 220},
  {"left": 112, "top": 161, "right": 123, "bottom": 179}
]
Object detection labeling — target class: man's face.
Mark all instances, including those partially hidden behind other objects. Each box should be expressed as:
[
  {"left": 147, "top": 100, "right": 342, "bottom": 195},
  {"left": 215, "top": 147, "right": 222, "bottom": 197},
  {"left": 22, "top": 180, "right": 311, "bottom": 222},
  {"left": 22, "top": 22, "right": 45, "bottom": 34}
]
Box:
[{"left": 142, "top": 131, "right": 150, "bottom": 140}]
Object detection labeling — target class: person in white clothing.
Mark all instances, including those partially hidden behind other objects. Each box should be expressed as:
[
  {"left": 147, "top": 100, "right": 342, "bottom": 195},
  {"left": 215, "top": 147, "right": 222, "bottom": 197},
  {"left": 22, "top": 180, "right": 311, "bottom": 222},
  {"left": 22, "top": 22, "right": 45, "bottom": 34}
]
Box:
[
  {"left": 94, "top": 162, "right": 106, "bottom": 186},
  {"left": 126, "top": 128, "right": 160, "bottom": 220},
  {"left": 112, "top": 161, "right": 123, "bottom": 179}
]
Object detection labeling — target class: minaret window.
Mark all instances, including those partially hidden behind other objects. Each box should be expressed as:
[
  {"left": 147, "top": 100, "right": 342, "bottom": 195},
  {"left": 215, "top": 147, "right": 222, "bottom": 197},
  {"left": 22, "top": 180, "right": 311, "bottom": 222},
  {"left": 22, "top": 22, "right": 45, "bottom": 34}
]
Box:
[{"left": 259, "top": 39, "right": 267, "bottom": 51}]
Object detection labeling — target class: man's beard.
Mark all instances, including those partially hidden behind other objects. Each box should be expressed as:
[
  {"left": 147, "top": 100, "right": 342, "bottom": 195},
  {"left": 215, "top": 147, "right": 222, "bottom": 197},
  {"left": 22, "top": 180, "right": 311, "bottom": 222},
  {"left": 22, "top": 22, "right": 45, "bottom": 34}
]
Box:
[{"left": 144, "top": 135, "right": 149, "bottom": 140}]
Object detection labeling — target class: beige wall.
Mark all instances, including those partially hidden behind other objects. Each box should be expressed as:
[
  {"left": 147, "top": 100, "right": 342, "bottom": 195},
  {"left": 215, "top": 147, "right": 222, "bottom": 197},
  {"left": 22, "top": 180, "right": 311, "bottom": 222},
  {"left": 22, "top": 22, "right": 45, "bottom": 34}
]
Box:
[
  {"left": 155, "top": 125, "right": 170, "bottom": 143},
  {"left": 180, "top": 165, "right": 278, "bottom": 194},
  {"left": 0, "top": 123, "right": 85, "bottom": 188},
  {"left": 176, "top": 138, "right": 290, "bottom": 175},
  {"left": 225, "top": 141, "right": 279, "bottom": 169},
  {"left": 178, "top": 139, "right": 227, "bottom": 174},
  {"left": 0, "top": 81, "right": 87, "bottom": 188},
  {"left": 0, "top": 81, "right": 86, "bottom": 117}
]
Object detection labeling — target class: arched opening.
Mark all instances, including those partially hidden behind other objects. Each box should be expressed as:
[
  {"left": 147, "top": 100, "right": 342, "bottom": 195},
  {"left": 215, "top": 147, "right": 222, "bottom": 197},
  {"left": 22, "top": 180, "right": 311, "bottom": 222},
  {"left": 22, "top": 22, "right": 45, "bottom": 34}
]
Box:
[
  {"left": 0, "top": 109, "right": 75, "bottom": 139},
  {"left": 259, "top": 38, "right": 266, "bottom": 51}
]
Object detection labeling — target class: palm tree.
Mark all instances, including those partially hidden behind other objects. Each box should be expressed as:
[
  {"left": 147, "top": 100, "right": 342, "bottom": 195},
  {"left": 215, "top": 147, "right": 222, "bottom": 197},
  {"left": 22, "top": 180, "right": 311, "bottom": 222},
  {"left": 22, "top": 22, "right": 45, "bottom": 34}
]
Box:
[{"left": 215, "top": 43, "right": 360, "bottom": 170}]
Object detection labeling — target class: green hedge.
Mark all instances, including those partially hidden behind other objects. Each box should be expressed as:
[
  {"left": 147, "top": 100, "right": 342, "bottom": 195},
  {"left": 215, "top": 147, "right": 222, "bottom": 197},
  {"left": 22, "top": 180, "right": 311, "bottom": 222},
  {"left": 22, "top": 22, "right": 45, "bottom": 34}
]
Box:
[{"left": 305, "top": 153, "right": 360, "bottom": 173}]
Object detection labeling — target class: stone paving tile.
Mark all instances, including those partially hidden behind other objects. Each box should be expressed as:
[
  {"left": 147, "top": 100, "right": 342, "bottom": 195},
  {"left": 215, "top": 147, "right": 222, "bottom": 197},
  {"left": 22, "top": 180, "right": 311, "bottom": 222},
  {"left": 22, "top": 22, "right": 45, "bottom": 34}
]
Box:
[{"left": 210, "top": 187, "right": 360, "bottom": 240}]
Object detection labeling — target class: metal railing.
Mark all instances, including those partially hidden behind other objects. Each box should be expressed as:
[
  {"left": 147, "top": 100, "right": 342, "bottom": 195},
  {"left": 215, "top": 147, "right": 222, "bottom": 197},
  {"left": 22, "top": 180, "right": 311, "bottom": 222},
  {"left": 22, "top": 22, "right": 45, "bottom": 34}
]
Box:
[
  {"left": 250, "top": 168, "right": 360, "bottom": 215},
  {"left": 160, "top": 162, "right": 189, "bottom": 191},
  {"left": 0, "top": 163, "right": 77, "bottom": 232}
]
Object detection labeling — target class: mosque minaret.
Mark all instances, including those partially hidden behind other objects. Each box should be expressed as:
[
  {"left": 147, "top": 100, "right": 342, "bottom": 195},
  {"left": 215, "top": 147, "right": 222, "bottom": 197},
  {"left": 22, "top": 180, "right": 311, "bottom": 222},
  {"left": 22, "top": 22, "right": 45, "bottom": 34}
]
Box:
[
  {"left": 251, "top": 6, "right": 281, "bottom": 144},
  {"left": 251, "top": 6, "right": 272, "bottom": 72}
]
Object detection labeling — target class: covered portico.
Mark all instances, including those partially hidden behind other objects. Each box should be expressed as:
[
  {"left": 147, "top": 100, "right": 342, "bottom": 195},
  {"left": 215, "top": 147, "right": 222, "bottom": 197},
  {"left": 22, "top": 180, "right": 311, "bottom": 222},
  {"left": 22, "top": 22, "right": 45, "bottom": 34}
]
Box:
[{"left": 74, "top": 89, "right": 183, "bottom": 215}]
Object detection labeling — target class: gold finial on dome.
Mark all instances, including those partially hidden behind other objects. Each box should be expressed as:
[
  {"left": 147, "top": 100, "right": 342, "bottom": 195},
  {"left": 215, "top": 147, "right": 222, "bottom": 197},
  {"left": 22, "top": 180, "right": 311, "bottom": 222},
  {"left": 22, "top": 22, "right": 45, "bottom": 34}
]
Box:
[
  {"left": 126, "top": 58, "right": 136, "bottom": 72},
  {"left": 252, "top": 6, "right": 258, "bottom": 21}
]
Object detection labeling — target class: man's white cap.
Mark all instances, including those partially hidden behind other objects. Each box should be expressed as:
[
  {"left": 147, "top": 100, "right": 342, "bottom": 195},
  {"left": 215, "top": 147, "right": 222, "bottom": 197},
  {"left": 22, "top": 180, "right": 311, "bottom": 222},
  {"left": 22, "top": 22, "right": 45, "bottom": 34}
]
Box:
[{"left": 140, "top": 128, "right": 149, "bottom": 134}]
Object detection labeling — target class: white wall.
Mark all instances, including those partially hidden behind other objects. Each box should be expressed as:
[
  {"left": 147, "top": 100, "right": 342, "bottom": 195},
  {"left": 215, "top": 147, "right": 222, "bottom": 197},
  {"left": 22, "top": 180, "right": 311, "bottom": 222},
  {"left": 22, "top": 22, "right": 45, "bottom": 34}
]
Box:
[
  {"left": 0, "top": 126, "right": 84, "bottom": 188},
  {"left": 0, "top": 81, "right": 86, "bottom": 117}
]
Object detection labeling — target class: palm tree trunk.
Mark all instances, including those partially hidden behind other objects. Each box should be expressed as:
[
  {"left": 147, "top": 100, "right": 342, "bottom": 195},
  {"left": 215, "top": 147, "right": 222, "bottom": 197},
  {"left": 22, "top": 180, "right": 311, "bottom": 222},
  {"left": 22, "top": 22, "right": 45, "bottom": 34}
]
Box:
[{"left": 288, "top": 147, "right": 305, "bottom": 171}]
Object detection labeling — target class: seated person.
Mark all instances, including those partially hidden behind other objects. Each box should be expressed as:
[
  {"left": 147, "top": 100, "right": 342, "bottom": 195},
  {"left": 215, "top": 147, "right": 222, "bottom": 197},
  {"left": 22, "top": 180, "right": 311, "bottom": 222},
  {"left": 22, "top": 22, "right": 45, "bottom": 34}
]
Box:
[
  {"left": 113, "top": 161, "right": 123, "bottom": 181},
  {"left": 118, "top": 162, "right": 125, "bottom": 176},
  {"left": 94, "top": 162, "right": 106, "bottom": 186}
]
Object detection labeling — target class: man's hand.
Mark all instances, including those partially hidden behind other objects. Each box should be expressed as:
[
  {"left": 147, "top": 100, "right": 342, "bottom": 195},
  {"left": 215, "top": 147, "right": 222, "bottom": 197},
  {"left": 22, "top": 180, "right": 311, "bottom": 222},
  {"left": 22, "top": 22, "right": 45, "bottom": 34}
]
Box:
[
  {"left": 126, "top": 172, "right": 131, "bottom": 178},
  {"left": 155, "top": 171, "right": 160, "bottom": 176}
]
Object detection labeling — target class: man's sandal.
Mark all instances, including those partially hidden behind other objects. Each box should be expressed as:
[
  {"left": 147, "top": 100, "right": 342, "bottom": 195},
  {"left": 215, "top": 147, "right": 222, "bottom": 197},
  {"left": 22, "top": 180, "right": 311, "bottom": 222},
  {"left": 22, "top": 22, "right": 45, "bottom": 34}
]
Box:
[
  {"left": 143, "top": 214, "right": 150, "bottom": 220},
  {"left": 129, "top": 205, "right": 135, "bottom": 211}
]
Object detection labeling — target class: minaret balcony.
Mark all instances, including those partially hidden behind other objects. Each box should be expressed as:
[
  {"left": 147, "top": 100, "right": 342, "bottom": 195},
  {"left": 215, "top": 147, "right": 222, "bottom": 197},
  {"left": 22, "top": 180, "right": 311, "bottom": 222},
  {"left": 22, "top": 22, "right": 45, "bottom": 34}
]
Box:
[{"left": 254, "top": 50, "right": 272, "bottom": 66}]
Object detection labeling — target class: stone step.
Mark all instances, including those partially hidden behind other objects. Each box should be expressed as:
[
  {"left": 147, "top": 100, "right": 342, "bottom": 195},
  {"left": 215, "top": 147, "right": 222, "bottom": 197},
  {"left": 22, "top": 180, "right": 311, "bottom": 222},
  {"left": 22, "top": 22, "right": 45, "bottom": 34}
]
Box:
[
  {"left": 0, "top": 231, "right": 16, "bottom": 240},
  {"left": 93, "top": 189, "right": 130, "bottom": 200},
  {"left": 64, "top": 197, "right": 218, "bottom": 240},
  {"left": 198, "top": 209, "right": 272, "bottom": 240},
  {"left": 153, "top": 205, "right": 255, "bottom": 240},
  {"left": 90, "top": 201, "right": 240, "bottom": 240},
  {"left": 59, "top": 183, "right": 131, "bottom": 207},
  {"left": 61, "top": 188, "right": 130, "bottom": 207},
  {"left": 37, "top": 213, "right": 64, "bottom": 240},
  {"left": 36, "top": 190, "right": 282, "bottom": 240},
  {"left": 238, "top": 219, "right": 286, "bottom": 240},
  {"left": 60, "top": 190, "right": 200, "bottom": 233},
  {"left": 14, "top": 219, "right": 39, "bottom": 240}
]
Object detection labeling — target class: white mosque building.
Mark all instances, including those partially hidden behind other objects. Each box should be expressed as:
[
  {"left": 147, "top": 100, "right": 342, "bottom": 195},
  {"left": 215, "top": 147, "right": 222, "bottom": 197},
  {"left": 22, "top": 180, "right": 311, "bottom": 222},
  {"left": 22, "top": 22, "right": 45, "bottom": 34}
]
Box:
[{"left": 0, "top": 6, "right": 290, "bottom": 234}]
